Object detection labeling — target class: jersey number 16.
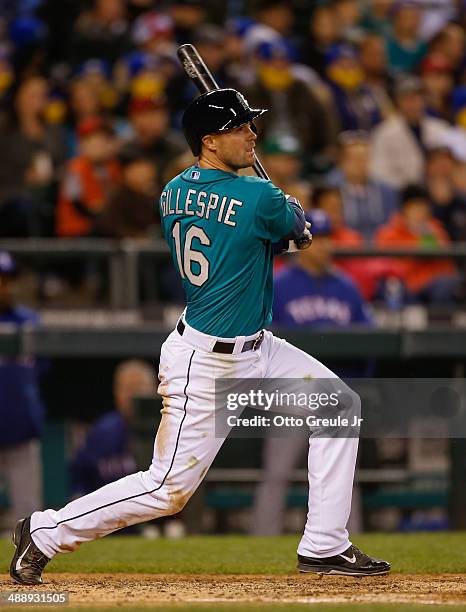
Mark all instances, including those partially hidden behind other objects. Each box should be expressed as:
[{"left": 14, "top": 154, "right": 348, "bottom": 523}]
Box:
[{"left": 172, "top": 222, "right": 211, "bottom": 287}]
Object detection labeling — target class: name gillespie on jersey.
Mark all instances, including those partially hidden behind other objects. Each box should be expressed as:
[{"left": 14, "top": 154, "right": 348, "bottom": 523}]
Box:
[{"left": 160, "top": 188, "right": 243, "bottom": 227}]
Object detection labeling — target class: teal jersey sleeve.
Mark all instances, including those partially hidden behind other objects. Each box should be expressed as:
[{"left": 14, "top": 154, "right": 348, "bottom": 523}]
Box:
[{"left": 254, "top": 181, "right": 295, "bottom": 242}]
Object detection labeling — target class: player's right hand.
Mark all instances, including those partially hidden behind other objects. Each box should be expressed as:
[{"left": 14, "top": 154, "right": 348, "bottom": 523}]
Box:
[{"left": 294, "top": 221, "right": 312, "bottom": 250}]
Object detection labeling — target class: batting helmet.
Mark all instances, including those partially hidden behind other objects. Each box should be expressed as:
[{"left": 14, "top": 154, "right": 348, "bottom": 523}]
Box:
[{"left": 182, "top": 88, "right": 267, "bottom": 156}]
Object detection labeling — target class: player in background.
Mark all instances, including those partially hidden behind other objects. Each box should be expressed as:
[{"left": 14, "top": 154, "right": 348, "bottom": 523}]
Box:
[
  {"left": 10, "top": 89, "right": 390, "bottom": 585},
  {"left": 70, "top": 360, "right": 155, "bottom": 498},
  {"left": 0, "top": 253, "right": 44, "bottom": 535}
]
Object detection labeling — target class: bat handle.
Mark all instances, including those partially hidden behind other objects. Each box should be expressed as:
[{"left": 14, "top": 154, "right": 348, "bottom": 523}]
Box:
[{"left": 253, "top": 157, "right": 269, "bottom": 180}]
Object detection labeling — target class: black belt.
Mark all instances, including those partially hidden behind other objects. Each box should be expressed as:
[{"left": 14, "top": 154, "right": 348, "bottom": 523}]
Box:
[{"left": 176, "top": 320, "right": 264, "bottom": 354}]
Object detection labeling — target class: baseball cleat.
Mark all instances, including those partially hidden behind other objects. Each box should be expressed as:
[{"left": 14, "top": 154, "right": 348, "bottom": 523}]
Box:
[
  {"left": 10, "top": 516, "right": 50, "bottom": 585},
  {"left": 297, "top": 544, "right": 390, "bottom": 576}
]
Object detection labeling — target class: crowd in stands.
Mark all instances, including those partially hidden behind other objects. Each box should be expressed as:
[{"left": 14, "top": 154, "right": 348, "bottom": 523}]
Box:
[{"left": 0, "top": 0, "right": 465, "bottom": 306}]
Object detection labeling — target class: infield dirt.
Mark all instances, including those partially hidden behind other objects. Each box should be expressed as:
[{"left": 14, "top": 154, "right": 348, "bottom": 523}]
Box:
[{"left": 1, "top": 573, "right": 466, "bottom": 606}]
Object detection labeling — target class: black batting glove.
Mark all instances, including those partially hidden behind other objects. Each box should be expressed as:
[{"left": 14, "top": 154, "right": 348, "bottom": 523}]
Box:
[{"left": 294, "top": 221, "right": 313, "bottom": 250}]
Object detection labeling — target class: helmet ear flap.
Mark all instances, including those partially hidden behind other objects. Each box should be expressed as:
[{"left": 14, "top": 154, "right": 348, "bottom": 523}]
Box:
[{"left": 192, "top": 138, "right": 201, "bottom": 156}]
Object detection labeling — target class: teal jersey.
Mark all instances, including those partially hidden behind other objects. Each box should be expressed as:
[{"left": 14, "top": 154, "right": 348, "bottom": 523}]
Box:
[{"left": 160, "top": 166, "right": 295, "bottom": 337}]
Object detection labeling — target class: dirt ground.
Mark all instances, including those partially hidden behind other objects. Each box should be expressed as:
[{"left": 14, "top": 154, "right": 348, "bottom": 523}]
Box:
[{"left": 1, "top": 573, "right": 466, "bottom": 606}]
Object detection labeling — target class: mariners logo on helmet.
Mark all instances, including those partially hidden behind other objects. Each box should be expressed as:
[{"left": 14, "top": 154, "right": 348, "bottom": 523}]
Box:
[{"left": 182, "top": 88, "right": 267, "bottom": 156}]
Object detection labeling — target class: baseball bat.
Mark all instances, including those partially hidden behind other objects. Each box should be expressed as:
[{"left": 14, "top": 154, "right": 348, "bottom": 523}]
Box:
[{"left": 176, "top": 43, "right": 269, "bottom": 180}]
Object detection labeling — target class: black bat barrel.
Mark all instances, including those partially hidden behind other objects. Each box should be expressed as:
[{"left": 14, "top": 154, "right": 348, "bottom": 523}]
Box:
[{"left": 177, "top": 44, "right": 218, "bottom": 94}]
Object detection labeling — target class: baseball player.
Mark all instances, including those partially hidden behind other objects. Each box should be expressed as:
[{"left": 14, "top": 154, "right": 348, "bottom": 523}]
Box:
[{"left": 10, "top": 89, "right": 390, "bottom": 584}]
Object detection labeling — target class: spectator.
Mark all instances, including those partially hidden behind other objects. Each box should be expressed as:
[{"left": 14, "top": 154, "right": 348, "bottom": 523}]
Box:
[
  {"left": 67, "top": 77, "right": 107, "bottom": 156},
  {"left": 223, "top": 17, "right": 258, "bottom": 89},
  {"left": 429, "top": 23, "right": 465, "bottom": 77},
  {"left": 168, "top": 0, "right": 206, "bottom": 46},
  {"left": 244, "top": 39, "right": 330, "bottom": 162},
  {"left": 375, "top": 184, "right": 459, "bottom": 304},
  {"left": 69, "top": 77, "right": 104, "bottom": 125},
  {"left": 244, "top": 0, "right": 295, "bottom": 55},
  {"left": 74, "top": 59, "right": 119, "bottom": 113},
  {"left": 128, "top": 96, "right": 186, "bottom": 184},
  {"left": 71, "top": 0, "right": 132, "bottom": 67},
  {"left": 36, "top": 0, "right": 80, "bottom": 69},
  {"left": 0, "top": 252, "right": 44, "bottom": 531},
  {"left": 70, "top": 359, "right": 155, "bottom": 497},
  {"left": 256, "top": 0, "right": 294, "bottom": 37},
  {"left": 0, "top": 76, "right": 67, "bottom": 236},
  {"left": 125, "top": 55, "right": 167, "bottom": 107},
  {"left": 69, "top": 68, "right": 131, "bottom": 156},
  {"left": 386, "top": 1, "right": 428, "bottom": 74},
  {"left": 251, "top": 210, "right": 370, "bottom": 536},
  {"left": 95, "top": 144, "right": 159, "bottom": 238},
  {"left": 359, "top": 0, "right": 394, "bottom": 38},
  {"left": 131, "top": 11, "right": 176, "bottom": 59},
  {"left": 328, "top": 131, "right": 399, "bottom": 240},
  {"left": 426, "top": 147, "right": 466, "bottom": 242},
  {"left": 358, "top": 33, "right": 394, "bottom": 118},
  {"left": 56, "top": 117, "right": 120, "bottom": 237},
  {"left": 324, "top": 43, "right": 383, "bottom": 132},
  {"left": 313, "top": 186, "right": 363, "bottom": 247},
  {"left": 312, "top": 184, "right": 363, "bottom": 286},
  {"left": 421, "top": 54, "right": 455, "bottom": 121},
  {"left": 9, "top": 14, "right": 48, "bottom": 79},
  {"left": 314, "top": 184, "right": 402, "bottom": 300},
  {"left": 333, "top": 0, "right": 364, "bottom": 43},
  {"left": 192, "top": 25, "right": 228, "bottom": 83},
  {"left": 301, "top": 4, "right": 340, "bottom": 78},
  {"left": 370, "top": 76, "right": 450, "bottom": 189},
  {"left": 126, "top": 0, "right": 157, "bottom": 22},
  {"left": 260, "top": 136, "right": 311, "bottom": 210}
]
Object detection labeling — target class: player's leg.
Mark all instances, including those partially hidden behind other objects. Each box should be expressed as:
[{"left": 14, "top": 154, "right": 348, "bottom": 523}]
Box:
[
  {"left": 260, "top": 332, "right": 389, "bottom": 575},
  {"left": 261, "top": 331, "right": 359, "bottom": 558},
  {"left": 27, "top": 329, "right": 262, "bottom": 560}
]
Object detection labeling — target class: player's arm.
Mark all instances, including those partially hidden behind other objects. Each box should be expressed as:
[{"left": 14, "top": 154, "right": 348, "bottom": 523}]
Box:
[
  {"left": 255, "top": 182, "right": 311, "bottom": 249},
  {"left": 269, "top": 195, "right": 312, "bottom": 254},
  {"left": 281, "top": 195, "right": 312, "bottom": 251},
  {"left": 282, "top": 195, "right": 306, "bottom": 239}
]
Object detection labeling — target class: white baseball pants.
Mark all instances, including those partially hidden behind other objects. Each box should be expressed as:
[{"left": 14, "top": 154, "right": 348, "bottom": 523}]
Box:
[{"left": 31, "top": 320, "right": 359, "bottom": 559}]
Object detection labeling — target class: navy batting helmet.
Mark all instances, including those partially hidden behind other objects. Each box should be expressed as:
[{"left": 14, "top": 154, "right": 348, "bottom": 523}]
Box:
[{"left": 182, "top": 89, "right": 267, "bottom": 156}]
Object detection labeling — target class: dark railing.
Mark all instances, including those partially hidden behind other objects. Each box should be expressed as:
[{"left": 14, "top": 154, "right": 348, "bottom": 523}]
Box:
[
  {"left": 1, "top": 238, "right": 465, "bottom": 309},
  {"left": 1, "top": 324, "right": 466, "bottom": 358}
]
